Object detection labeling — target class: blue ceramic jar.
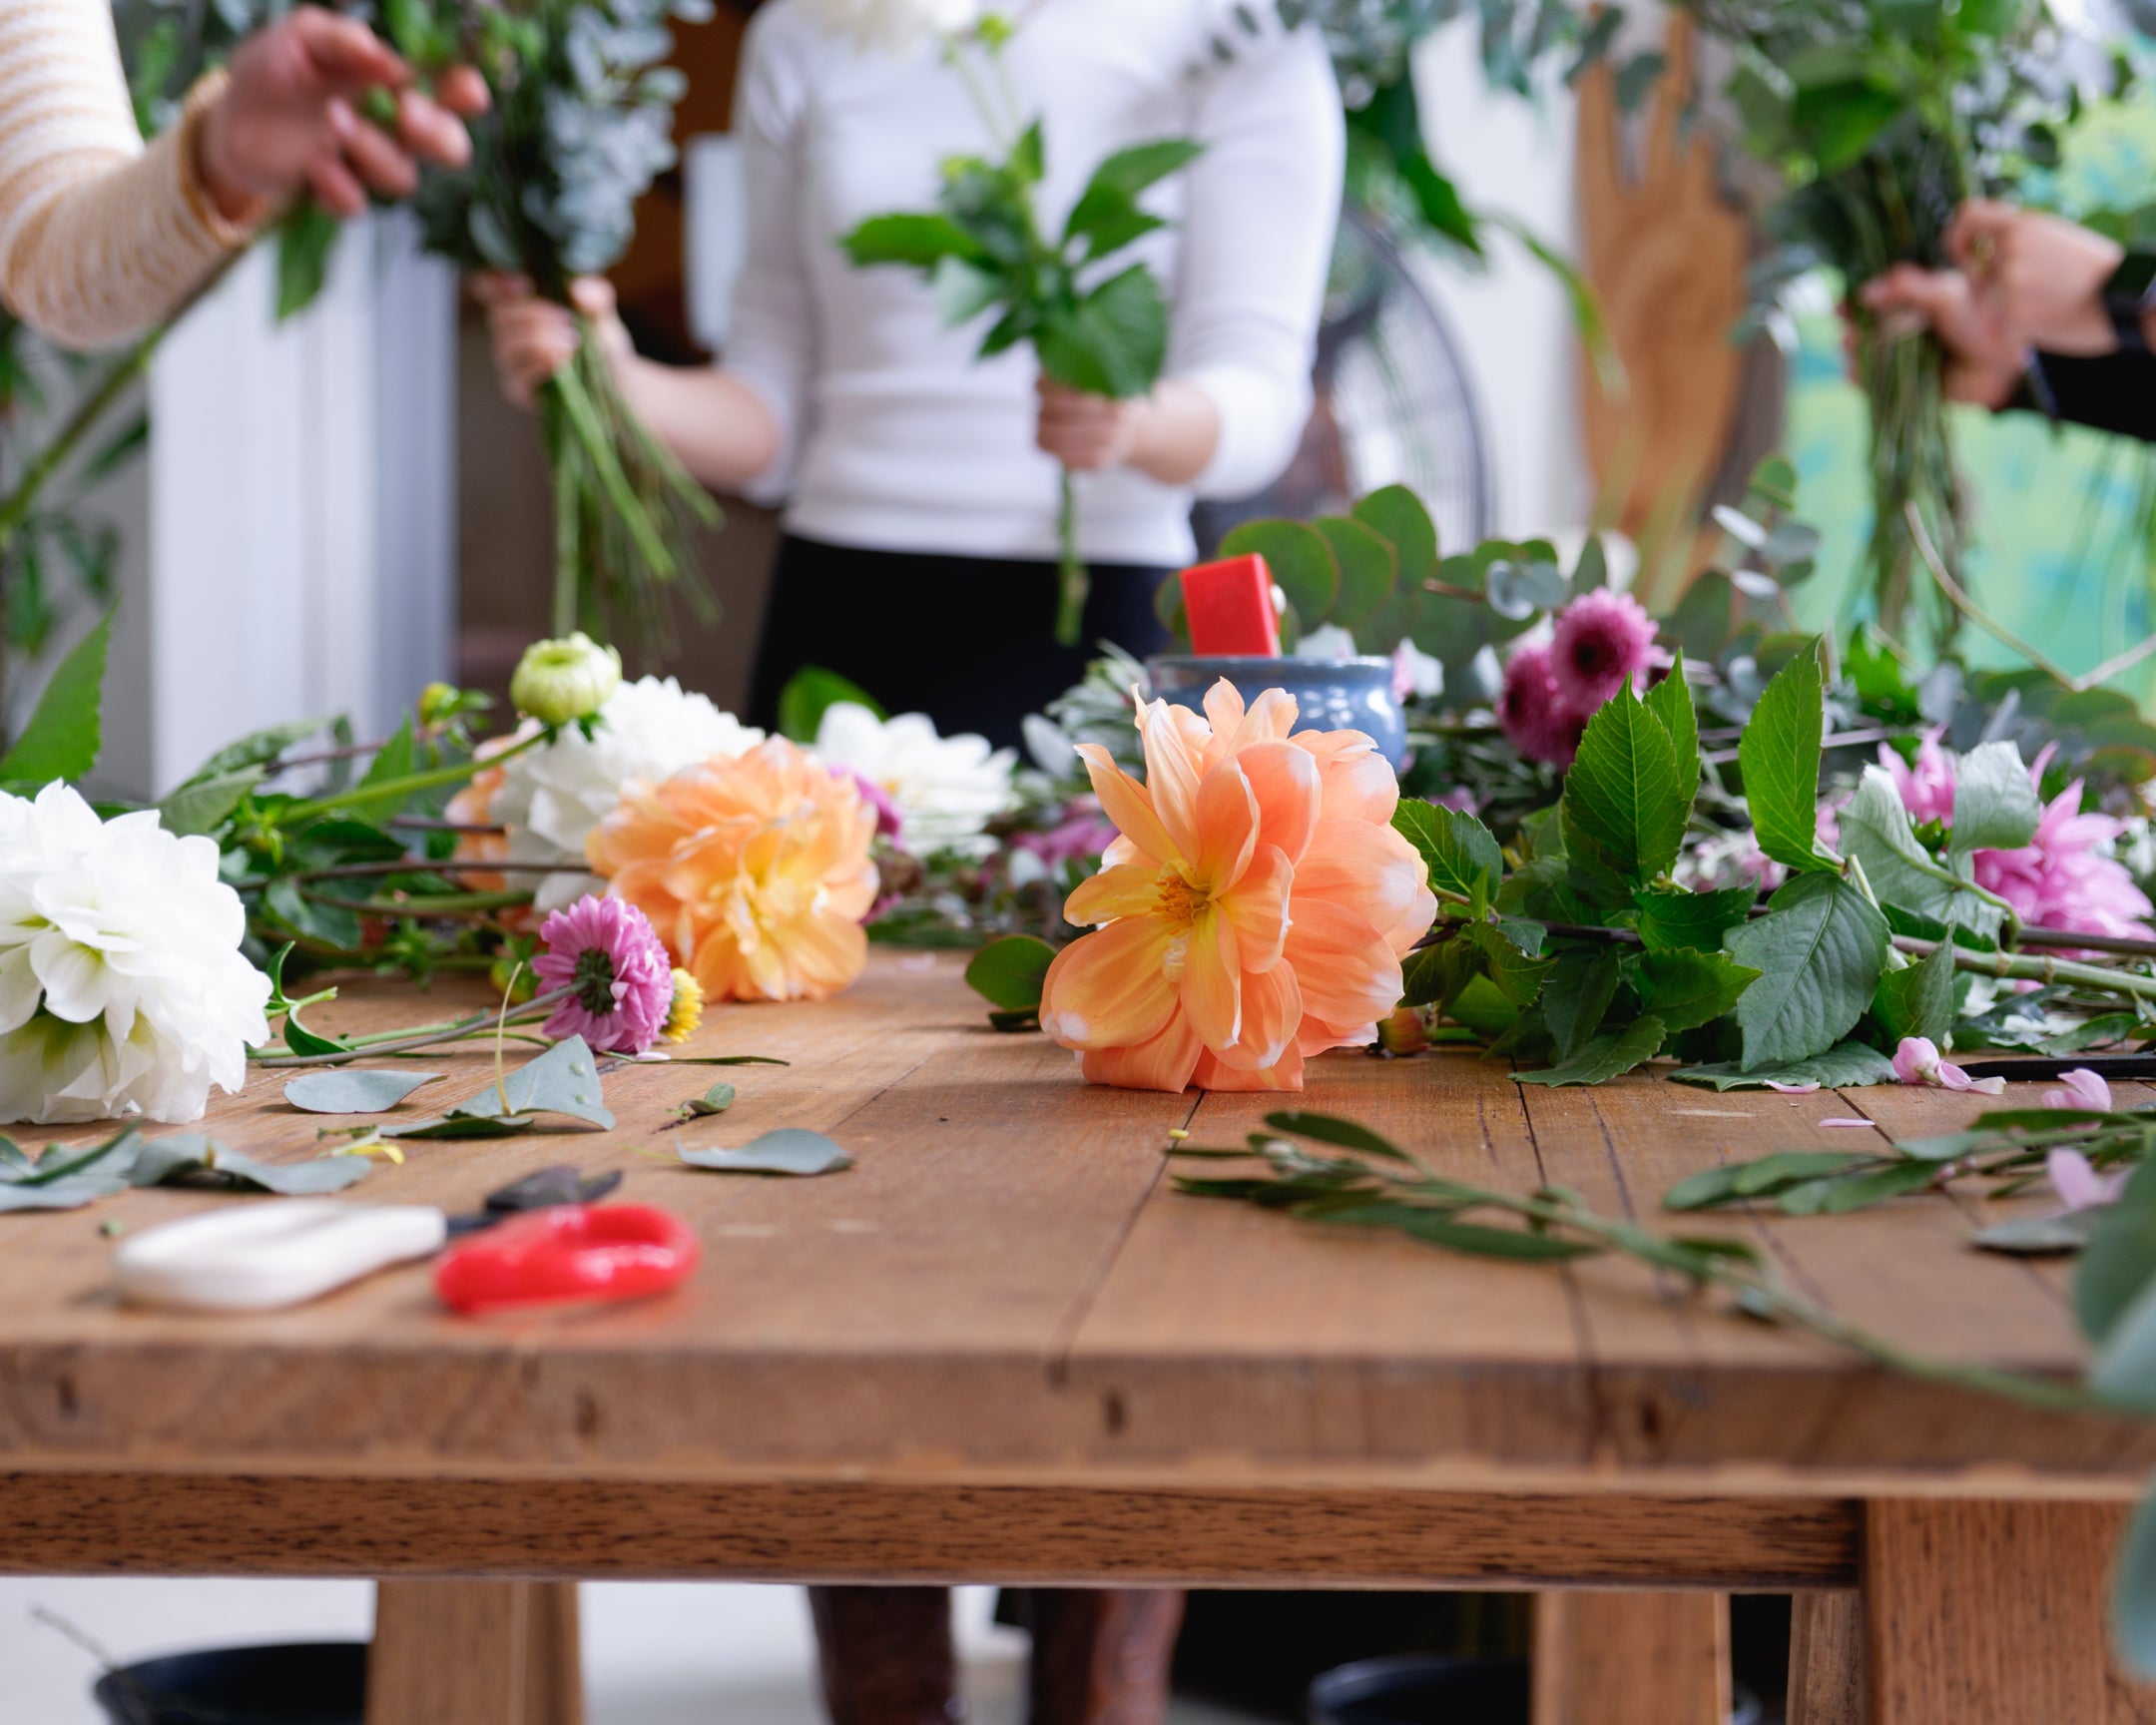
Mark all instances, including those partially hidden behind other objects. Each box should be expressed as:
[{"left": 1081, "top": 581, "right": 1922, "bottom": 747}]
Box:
[{"left": 1145, "top": 654, "right": 1408, "bottom": 770}]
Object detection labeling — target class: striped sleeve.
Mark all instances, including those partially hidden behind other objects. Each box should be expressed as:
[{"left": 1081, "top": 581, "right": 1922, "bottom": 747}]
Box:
[{"left": 0, "top": 0, "right": 262, "bottom": 349}]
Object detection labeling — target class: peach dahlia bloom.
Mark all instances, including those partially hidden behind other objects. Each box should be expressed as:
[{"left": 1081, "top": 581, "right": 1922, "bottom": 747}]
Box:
[
  {"left": 587, "top": 739, "right": 880, "bottom": 1003},
  {"left": 1040, "top": 681, "right": 1435, "bottom": 1092}
]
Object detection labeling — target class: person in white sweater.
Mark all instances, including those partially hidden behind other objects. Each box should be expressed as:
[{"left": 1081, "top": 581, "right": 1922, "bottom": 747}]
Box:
[
  {"left": 0, "top": 0, "right": 485, "bottom": 348},
  {"left": 483, "top": 0, "right": 1344, "bottom": 747}
]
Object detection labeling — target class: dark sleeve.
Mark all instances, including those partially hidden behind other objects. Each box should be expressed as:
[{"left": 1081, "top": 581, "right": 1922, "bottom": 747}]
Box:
[{"left": 2020, "top": 350, "right": 2156, "bottom": 443}]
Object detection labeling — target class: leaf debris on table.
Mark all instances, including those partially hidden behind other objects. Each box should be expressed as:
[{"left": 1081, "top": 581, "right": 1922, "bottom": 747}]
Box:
[
  {"left": 283, "top": 1070, "right": 445, "bottom": 1114},
  {"left": 679, "top": 1128, "right": 853, "bottom": 1177}
]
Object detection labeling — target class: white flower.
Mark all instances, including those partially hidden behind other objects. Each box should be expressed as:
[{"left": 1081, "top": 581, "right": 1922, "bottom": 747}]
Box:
[
  {"left": 1391, "top": 640, "right": 1443, "bottom": 701},
  {"left": 0, "top": 783, "right": 270, "bottom": 1125},
  {"left": 1292, "top": 623, "right": 1361, "bottom": 663},
  {"left": 797, "top": 0, "right": 984, "bottom": 52},
  {"left": 812, "top": 703, "right": 1017, "bottom": 857},
  {"left": 496, "top": 677, "right": 764, "bottom": 912}
]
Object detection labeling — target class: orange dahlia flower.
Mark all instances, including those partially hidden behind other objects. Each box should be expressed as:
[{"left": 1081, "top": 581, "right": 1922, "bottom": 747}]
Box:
[
  {"left": 1040, "top": 681, "right": 1435, "bottom": 1092},
  {"left": 586, "top": 739, "right": 880, "bottom": 1003},
  {"left": 442, "top": 730, "right": 528, "bottom": 895}
]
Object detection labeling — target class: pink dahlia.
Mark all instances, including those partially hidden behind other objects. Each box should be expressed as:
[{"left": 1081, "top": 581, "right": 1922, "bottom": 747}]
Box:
[
  {"left": 533, "top": 893, "right": 675, "bottom": 1055},
  {"left": 1879, "top": 732, "right": 1957, "bottom": 829},
  {"left": 846, "top": 770, "right": 904, "bottom": 841},
  {"left": 1550, "top": 588, "right": 1657, "bottom": 714},
  {"left": 1497, "top": 642, "right": 1586, "bottom": 769}
]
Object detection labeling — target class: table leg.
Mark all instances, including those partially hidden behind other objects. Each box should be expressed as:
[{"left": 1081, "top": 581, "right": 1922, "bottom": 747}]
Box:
[
  {"left": 366, "top": 1580, "right": 584, "bottom": 1725},
  {"left": 1865, "top": 1499, "right": 2156, "bottom": 1725},
  {"left": 1788, "top": 1591, "right": 1866, "bottom": 1724},
  {"left": 1024, "top": 1588, "right": 1186, "bottom": 1725},
  {"left": 1530, "top": 1592, "right": 1730, "bottom": 1725}
]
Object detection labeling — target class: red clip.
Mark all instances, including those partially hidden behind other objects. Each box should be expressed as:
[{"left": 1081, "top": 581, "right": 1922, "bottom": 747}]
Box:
[
  {"left": 1179, "top": 553, "right": 1281, "bottom": 657},
  {"left": 434, "top": 1204, "right": 700, "bottom": 1315}
]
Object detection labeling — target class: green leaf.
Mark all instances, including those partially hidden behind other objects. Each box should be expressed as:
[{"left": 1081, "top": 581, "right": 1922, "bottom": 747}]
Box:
[
  {"left": 932, "top": 255, "right": 1008, "bottom": 324},
  {"left": 1723, "top": 873, "right": 1889, "bottom": 1070},
  {"left": 680, "top": 1128, "right": 853, "bottom": 1177},
  {"left": 130, "top": 1135, "right": 372, "bottom": 1196},
  {"left": 2078, "top": 1157, "right": 2156, "bottom": 1343},
  {"left": 1010, "top": 120, "right": 1046, "bottom": 185},
  {"left": 449, "top": 1036, "right": 613, "bottom": 1129},
  {"left": 1061, "top": 187, "right": 1165, "bottom": 262},
  {"left": 1634, "top": 887, "right": 1755, "bottom": 953},
  {"left": 1320, "top": 1204, "right": 1594, "bottom": 1260},
  {"left": 1036, "top": 265, "right": 1170, "bottom": 399},
  {"left": 1634, "top": 948, "right": 1761, "bottom": 1035},
  {"left": 0, "top": 608, "right": 109, "bottom": 787},
  {"left": 1467, "top": 922, "right": 1555, "bottom": 1007},
  {"left": 1873, "top": 934, "right": 1955, "bottom": 1047},
  {"left": 1796, "top": 81, "right": 1902, "bottom": 174},
  {"left": 2092, "top": 1269, "right": 2156, "bottom": 1412},
  {"left": 1350, "top": 486, "right": 1438, "bottom": 590},
  {"left": 1641, "top": 653, "right": 1700, "bottom": 815},
  {"left": 1392, "top": 801, "right": 1501, "bottom": 917},
  {"left": 964, "top": 934, "right": 1057, "bottom": 1012},
  {"left": 160, "top": 767, "right": 266, "bottom": 839},
  {"left": 2109, "top": 1475, "right": 2156, "bottom": 1674},
  {"left": 1219, "top": 519, "right": 1338, "bottom": 628},
  {"left": 1664, "top": 1150, "right": 1874, "bottom": 1212},
  {"left": 678, "top": 1081, "right": 737, "bottom": 1119},
  {"left": 274, "top": 201, "right": 341, "bottom": 320},
  {"left": 1559, "top": 688, "right": 1686, "bottom": 885},
  {"left": 183, "top": 717, "right": 324, "bottom": 783},
  {"left": 378, "top": 1113, "right": 541, "bottom": 1141},
  {"left": 282, "top": 1070, "right": 443, "bottom": 1114},
  {"left": 1076, "top": 139, "right": 1204, "bottom": 203},
  {"left": 1839, "top": 769, "right": 2002, "bottom": 939},
  {"left": 1264, "top": 1110, "right": 1411, "bottom": 1161},
  {"left": 1315, "top": 517, "right": 1395, "bottom": 629},
  {"left": 1778, "top": 1159, "right": 1936, "bottom": 1216},
  {"left": 778, "top": 665, "right": 885, "bottom": 744},
  {"left": 1670, "top": 1040, "right": 1899, "bottom": 1091},
  {"left": 1739, "top": 645, "right": 1836, "bottom": 873},
  {"left": 1975, "top": 1209, "right": 2104, "bottom": 1256},
  {"left": 1511, "top": 1014, "right": 1666, "bottom": 1086},
  {"left": 1949, "top": 741, "right": 2042, "bottom": 860},
  {"left": 841, "top": 212, "right": 986, "bottom": 270},
  {"left": 1448, "top": 973, "right": 1522, "bottom": 1040},
  {"left": 1541, "top": 950, "right": 1621, "bottom": 1061},
  {"left": 0, "top": 1173, "right": 128, "bottom": 1211}
]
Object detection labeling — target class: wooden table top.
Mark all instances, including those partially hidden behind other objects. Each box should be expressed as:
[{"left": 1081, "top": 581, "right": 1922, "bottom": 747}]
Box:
[{"left": 1, "top": 949, "right": 2149, "bottom": 1505}]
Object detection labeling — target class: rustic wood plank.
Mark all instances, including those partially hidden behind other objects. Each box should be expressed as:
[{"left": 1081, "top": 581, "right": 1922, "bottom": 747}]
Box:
[
  {"left": 522, "top": 1582, "right": 583, "bottom": 1725},
  {"left": 1530, "top": 1591, "right": 1729, "bottom": 1725},
  {"left": 1788, "top": 1592, "right": 1867, "bottom": 1725},
  {"left": 0, "top": 1472, "right": 1858, "bottom": 1588},
  {"left": 367, "top": 1580, "right": 529, "bottom": 1725},
  {"left": 1865, "top": 1498, "right": 2156, "bottom": 1724}
]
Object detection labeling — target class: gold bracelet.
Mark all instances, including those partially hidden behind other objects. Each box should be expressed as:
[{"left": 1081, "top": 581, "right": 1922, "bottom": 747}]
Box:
[{"left": 176, "top": 69, "right": 273, "bottom": 247}]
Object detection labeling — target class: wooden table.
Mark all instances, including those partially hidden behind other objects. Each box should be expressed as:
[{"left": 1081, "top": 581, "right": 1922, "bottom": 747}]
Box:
[{"left": 4, "top": 950, "right": 2155, "bottom": 1725}]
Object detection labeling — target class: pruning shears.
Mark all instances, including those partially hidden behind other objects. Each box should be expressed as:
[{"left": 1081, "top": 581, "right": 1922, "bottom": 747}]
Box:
[{"left": 113, "top": 1166, "right": 696, "bottom": 1315}]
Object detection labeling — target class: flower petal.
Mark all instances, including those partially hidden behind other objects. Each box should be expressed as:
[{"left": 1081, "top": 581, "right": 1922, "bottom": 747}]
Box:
[
  {"left": 1192, "top": 760, "right": 1259, "bottom": 893},
  {"left": 1201, "top": 679, "right": 1247, "bottom": 742},
  {"left": 1293, "top": 730, "right": 1398, "bottom": 824},
  {"left": 1283, "top": 896, "right": 1402, "bottom": 1029},
  {"left": 1065, "top": 863, "right": 1162, "bottom": 927},
  {"left": 1194, "top": 1034, "right": 1306, "bottom": 1092},
  {"left": 1221, "top": 844, "right": 1294, "bottom": 974},
  {"left": 1082, "top": 1011, "right": 1204, "bottom": 1093},
  {"left": 1296, "top": 819, "right": 1433, "bottom": 954},
  {"left": 1206, "top": 956, "right": 1303, "bottom": 1072},
  {"left": 1180, "top": 906, "right": 1244, "bottom": 1054},
  {"left": 1076, "top": 746, "right": 1178, "bottom": 867},
  {"left": 1135, "top": 700, "right": 1208, "bottom": 861},
  {"left": 1235, "top": 741, "right": 1322, "bottom": 867},
  {"left": 1041, "top": 917, "right": 1181, "bottom": 1050}
]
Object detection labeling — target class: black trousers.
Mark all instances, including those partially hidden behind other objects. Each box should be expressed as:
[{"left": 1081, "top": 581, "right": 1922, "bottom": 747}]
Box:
[{"left": 747, "top": 535, "right": 1175, "bottom": 751}]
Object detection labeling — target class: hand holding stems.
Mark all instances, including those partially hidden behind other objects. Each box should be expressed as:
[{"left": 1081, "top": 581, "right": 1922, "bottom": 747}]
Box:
[
  {"left": 476, "top": 274, "right": 632, "bottom": 410},
  {"left": 1857, "top": 200, "right": 2130, "bottom": 408},
  {"left": 196, "top": 6, "right": 489, "bottom": 223},
  {"left": 1034, "top": 377, "right": 1219, "bottom": 485}
]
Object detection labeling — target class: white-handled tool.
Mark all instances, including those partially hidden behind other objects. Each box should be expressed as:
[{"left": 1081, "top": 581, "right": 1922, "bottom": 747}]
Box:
[{"left": 115, "top": 1202, "right": 448, "bottom": 1313}]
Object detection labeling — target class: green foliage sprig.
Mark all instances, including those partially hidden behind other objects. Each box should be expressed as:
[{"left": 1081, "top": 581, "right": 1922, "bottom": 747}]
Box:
[{"left": 841, "top": 22, "right": 1200, "bottom": 647}]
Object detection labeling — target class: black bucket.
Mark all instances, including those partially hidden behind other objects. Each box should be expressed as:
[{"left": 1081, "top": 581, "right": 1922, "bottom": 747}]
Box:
[
  {"left": 1307, "top": 1655, "right": 1765, "bottom": 1725},
  {"left": 92, "top": 1642, "right": 367, "bottom": 1725}
]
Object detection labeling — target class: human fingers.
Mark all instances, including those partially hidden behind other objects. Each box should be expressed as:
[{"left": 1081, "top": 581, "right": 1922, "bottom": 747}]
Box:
[
  {"left": 431, "top": 65, "right": 490, "bottom": 117},
  {"left": 1945, "top": 199, "right": 2017, "bottom": 274},
  {"left": 290, "top": 6, "right": 409, "bottom": 90},
  {"left": 568, "top": 277, "right": 620, "bottom": 319},
  {"left": 394, "top": 89, "right": 470, "bottom": 170},
  {"left": 305, "top": 153, "right": 368, "bottom": 219},
  {"left": 469, "top": 273, "right": 536, "bottom": 307},
  {"left": 494, "top": 318, "right": 578, "bottom": 407},
  {"left": 328, "top": 100, "right": 418, "bottom": 200}
]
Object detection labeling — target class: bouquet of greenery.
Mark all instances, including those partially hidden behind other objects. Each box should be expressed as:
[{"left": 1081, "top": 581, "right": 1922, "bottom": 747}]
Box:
[
  {"left": 382, "top": 0, "right": 719, "bottom": 659},
  {"left": 840, "top": 17, "right": 1199, "bottom": 648}
]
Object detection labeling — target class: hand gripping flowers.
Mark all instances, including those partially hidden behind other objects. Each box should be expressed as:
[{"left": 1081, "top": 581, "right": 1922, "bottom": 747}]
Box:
[
  {"left": 0, "top": 785, "right": 270, "bottom": 1124},
  {"left": 1040, "top": 682, "right": 1435, "bottom": 1092}
]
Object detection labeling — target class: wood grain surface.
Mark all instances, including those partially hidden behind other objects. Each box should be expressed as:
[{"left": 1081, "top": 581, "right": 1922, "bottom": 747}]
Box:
[
  {"left": 0, "top": 953, "right": 2146, "bottom": 1496},
  {"left": 1531, "top": 1591, "right": 1729, "bottom": 1725},
  {"left": 1788, "top": 1591, "right": 1868, "bottom": 1725}
]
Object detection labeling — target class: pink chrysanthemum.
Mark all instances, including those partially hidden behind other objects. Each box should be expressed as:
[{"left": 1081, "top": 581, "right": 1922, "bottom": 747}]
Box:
[
  {"left": 846, "top": 770, "right": 904, "bottom": 841},
  {"left": 533, "top": 894, "right": 675, "bottom": 1055},
  {"left": 1496, "top": 642, "right": 1586, "bottom": 769},
  {"left": 1878, "top": 733, "right": 1956, "bottom": 829},
  {"left": 1549, "top": 588, "right": 1657, "bottom": 714}
]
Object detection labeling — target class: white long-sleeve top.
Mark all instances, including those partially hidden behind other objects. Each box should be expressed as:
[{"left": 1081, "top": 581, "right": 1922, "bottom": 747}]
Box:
[{"left": 728, "top": 0, "right": 1344, "bottom": 567}]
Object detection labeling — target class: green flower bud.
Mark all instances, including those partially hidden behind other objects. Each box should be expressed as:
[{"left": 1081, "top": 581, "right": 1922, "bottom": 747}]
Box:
[{"left": 511, "top": 633, "right": 622, "bottom": 727}]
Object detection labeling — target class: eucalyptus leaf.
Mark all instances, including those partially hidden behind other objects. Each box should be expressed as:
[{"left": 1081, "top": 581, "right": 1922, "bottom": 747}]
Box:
[
  {"left": 1724, "top": 873, "right": 1888, "bottom": 1071},
  {"left": 678, "top": 1082, "right": 736, "bottom": 1119},
  {"left": 379, "top": 1113, "right": 542, "bottom": 1141},
  {"left": 283, "top": 1070, "right": 444, "bottom": 1115},
  {"left": 680, "top": 1128, "right": 853, "bottom": 1177},
  {"left": 130, "top": 1135, "right": 371, "bottom": 1195},
  {"left": 1974, "top": 1208, "right": 2105, "bottom": 1256},
  {"left": 451, "top": 1036, "right": 613, "bottom": 1128},
  {"left": 0, "top": 1176, "right": 125, "bottom": 1211}
]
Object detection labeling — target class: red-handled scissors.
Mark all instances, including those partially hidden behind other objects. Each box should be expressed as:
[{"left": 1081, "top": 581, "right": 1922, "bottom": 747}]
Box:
[{"left": 434, "top": 1204, "right": 699, "bottom": 1314}]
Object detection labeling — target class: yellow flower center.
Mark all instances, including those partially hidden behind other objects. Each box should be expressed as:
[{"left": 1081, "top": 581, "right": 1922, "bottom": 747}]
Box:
[{"left": 1155, "top": 868, "right": 1211, "bottom": 926}]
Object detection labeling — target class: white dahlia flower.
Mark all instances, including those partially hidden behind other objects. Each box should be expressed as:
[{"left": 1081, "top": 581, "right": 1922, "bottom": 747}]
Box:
[
  {"left": 0, "top": 783, "right": 270, "bottom": 1125},
  {"left": 797, "top": 0, "right": 985, "bottom": 52},
  {"left": 812, "top": 702, "right": 1017, "bottom": 857},
  {"left": 495, "top": 676, "right": 764, "bottom": 911}
]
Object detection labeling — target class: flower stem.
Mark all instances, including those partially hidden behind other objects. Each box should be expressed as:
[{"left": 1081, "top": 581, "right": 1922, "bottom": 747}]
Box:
[
  {"left": 1055, "top": 466, "right": 1087, "bottom": 648},
  {"left": 253, "top": 986, "right": 573, "bottom": 1068},
  {"left": 276, "top": 731, "right": 545, "bottom": 826}
]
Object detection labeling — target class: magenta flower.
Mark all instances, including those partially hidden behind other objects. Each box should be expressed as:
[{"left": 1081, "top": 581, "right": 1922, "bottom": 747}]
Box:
[
  {"left": 1497, "top": 642, "right": 1587, "bottom": 769},
  {"left": 1878, "top": 733, "right": 1957, "bottom": 829},
  {"left": 845, "top": 770, "right": 905, "bottom": 842},
  {"left": 2046, "top": 1148, "right": 2127, "bottom": 1211},
  {"left": 1007, "top": 800, "right": 1118, "bottom": 889},
  {"left": 1550, "top": 588, "right": 1657, "bottom": 714},
  {"left": 2043, "top": 1067, "right": 2113, "bottom": 1113},
  {"left": 1891, "top": 1035, "right": 2005, "bottom": 1095},
  {"left": 533, "top": 894, "right": 675, "bottom": 1055}
]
